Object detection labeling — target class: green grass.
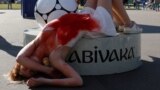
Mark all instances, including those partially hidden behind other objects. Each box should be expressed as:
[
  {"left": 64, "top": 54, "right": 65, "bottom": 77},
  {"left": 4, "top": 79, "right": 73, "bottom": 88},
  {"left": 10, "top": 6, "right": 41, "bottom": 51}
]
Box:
[
  {"left": 0, "top": 4, "right": 81, "bottom": 10},
  {"left": 0, "top": 4, "right": 21, "bottom": 9}
]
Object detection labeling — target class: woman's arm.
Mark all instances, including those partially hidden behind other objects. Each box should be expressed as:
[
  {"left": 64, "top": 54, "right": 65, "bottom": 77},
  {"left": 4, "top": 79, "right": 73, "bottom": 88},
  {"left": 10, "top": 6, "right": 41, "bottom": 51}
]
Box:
[
  {"left": 26, "top": 46, "right": 82, "bottom": 87},
  {"left": 16, "top": 34, "right": 53, "bottom": 75},
  {"left": 48, "top": 46, "right": 83, "bottom": 86}
]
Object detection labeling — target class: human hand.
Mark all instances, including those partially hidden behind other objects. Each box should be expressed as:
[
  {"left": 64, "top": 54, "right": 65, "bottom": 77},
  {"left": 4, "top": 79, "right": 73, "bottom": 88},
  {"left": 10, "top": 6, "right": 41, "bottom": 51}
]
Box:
[{"left": 26, "top": 77, "right": 47, "bottom": 88}]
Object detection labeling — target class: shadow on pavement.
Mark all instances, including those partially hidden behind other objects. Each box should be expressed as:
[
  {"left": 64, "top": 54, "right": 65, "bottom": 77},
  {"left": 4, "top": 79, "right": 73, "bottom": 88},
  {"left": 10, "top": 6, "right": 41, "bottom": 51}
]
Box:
[
  {"left": 140, "top": 24, "right": 160, "bottom": 33},
  {"left": 0, "top": 36, "right": 22, "bottom": 57},
  {"left": 30, "top": 56, "right": 160, "bottom": 90},
  {"left": 0, "top": 12, "right": 5, "bottom": 14}
]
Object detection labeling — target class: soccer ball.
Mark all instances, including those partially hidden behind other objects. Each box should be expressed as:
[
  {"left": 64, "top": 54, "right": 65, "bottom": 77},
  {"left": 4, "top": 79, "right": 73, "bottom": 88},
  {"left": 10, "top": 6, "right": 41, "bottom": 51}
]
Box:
[{"left": 34, "top": 0, "right": 78, "bottom": 27}]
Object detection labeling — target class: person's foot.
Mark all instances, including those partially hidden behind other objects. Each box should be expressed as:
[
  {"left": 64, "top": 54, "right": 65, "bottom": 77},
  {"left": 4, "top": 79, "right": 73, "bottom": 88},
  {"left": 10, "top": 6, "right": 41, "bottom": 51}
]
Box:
[
  {"left": 26, "top": 77, "right": 47, "bottom": 87},
  {"left": 117, "top": 21, "right": 143, "bottom": 33},
  {"left": 123, "top": 21, "right": 143, "bottom": 33}
]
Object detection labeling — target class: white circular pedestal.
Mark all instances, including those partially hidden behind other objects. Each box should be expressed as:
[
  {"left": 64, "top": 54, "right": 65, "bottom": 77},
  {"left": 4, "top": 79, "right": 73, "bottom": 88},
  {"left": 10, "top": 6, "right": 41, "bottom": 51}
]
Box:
[{"left": 24, "top": 28, "right": 142, "bottom": 75}]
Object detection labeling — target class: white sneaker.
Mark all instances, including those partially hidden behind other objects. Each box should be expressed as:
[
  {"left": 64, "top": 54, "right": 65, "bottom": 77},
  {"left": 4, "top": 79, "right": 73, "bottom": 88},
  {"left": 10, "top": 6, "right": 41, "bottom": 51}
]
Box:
[
  {"left": 117, "top": 25, "right": 124, "bottom": 32},
  {"left": 123, "top": 22, "right": 143, "bottom": 33}
]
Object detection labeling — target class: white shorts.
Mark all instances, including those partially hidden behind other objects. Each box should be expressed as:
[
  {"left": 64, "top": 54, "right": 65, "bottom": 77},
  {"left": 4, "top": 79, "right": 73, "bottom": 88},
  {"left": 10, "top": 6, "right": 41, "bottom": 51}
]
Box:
[
  {"left": 66, "top": 6, "right": 118, "bottom": 47},
  {"left": 79, "top": 6, "right": 118, "bottom": 37}
]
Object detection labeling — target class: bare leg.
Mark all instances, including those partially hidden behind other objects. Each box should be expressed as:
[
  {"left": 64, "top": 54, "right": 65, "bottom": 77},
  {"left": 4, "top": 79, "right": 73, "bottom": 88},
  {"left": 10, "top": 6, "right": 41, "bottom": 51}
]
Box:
[
  {"left": 84, "top": 0, "right": 97, "bottom": 9},
  {"left": 97, "top": 0, "right": 112, "bottom": 16},
  {"left": 112, "top": 0, "right": 143, "bottom": 33},
  {"left": 112, "top": 0, "right": 132, "bottom": 27},
  {"left": 112, "top": 9, "right": 124, "bottom": 26}
]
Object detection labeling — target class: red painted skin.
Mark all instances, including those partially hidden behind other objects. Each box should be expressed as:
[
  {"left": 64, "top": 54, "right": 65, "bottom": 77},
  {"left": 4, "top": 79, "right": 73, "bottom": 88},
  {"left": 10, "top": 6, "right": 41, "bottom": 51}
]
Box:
[
  {"left": 33, "top": 13, "right": 100, "bottom": 61},
  {"left": 15, "top": 13, "right": 100, "bottom": 81}
]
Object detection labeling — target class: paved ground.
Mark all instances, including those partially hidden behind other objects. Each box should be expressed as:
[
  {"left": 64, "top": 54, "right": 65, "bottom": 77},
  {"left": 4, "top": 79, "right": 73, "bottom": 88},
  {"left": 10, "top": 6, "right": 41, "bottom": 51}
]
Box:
[{"left": 0, "top": 10, "right": 160, "bottom": 90}]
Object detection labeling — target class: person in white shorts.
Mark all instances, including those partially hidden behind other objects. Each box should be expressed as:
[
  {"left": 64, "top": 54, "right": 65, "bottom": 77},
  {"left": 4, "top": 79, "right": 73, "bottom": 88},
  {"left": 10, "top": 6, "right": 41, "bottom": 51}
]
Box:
[
  {"left": 80, "top": 0, "right": 118, "bottom": 37},
  {"left": 82, "top": 0, "right": 143, "bottom": 33}
]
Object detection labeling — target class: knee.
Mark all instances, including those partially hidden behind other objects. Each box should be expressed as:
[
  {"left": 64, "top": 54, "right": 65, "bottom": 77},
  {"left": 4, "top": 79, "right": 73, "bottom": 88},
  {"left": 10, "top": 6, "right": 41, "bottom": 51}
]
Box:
[{"left": 16, "top": 55, "right": 25, "bottom": 63}]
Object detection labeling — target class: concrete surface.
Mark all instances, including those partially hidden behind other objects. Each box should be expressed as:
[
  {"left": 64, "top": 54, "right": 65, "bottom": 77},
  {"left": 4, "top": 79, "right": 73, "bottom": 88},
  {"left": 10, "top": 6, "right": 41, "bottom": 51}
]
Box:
[{"left": 0, "top": 10, "right": 160, "bottom": 90}]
